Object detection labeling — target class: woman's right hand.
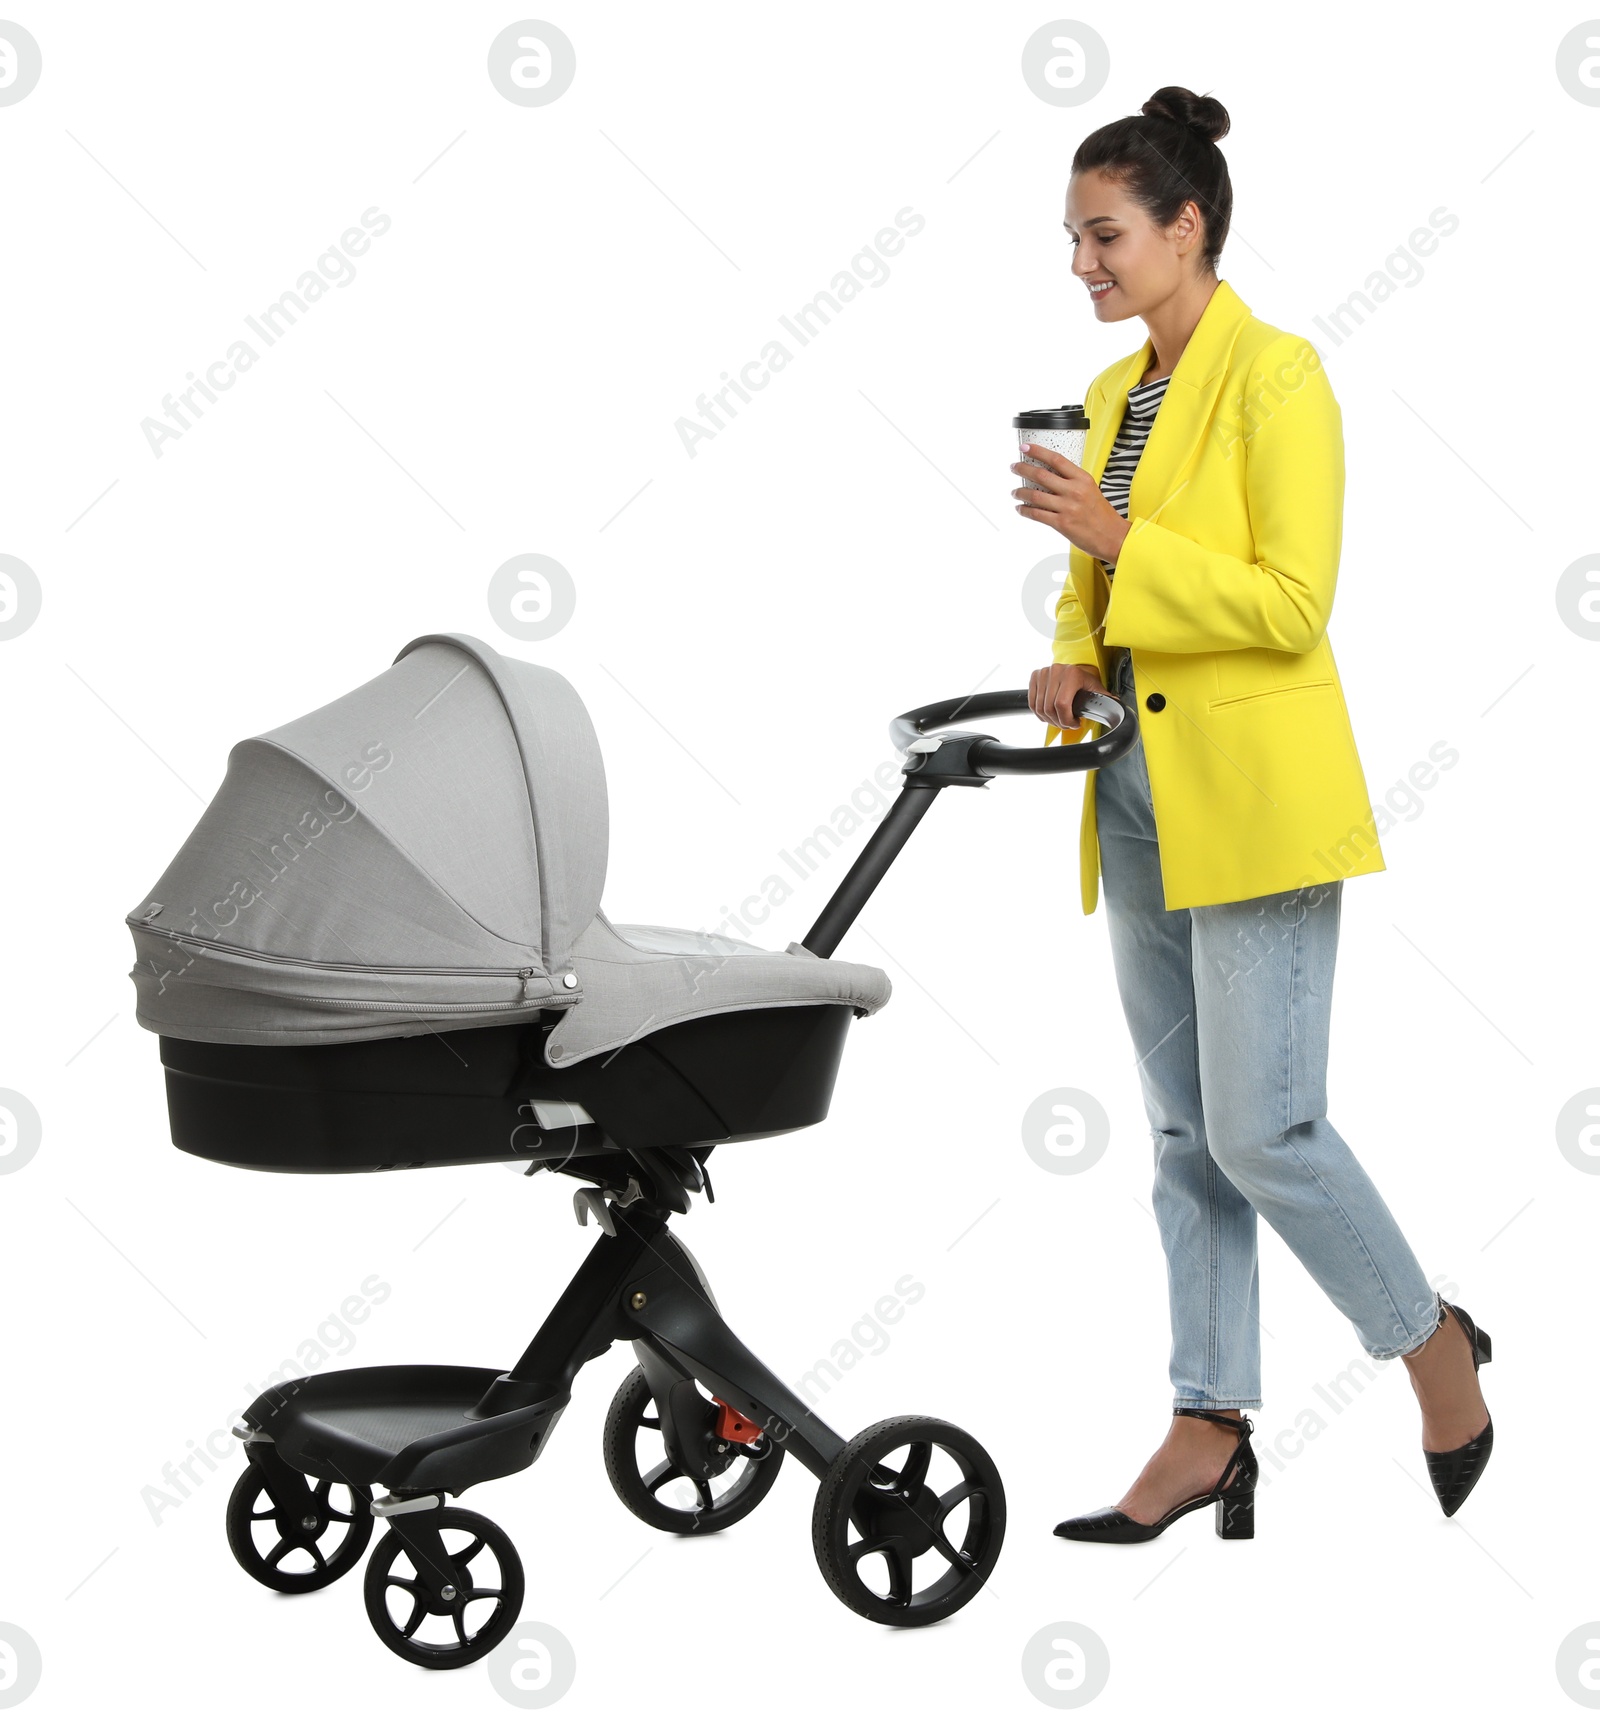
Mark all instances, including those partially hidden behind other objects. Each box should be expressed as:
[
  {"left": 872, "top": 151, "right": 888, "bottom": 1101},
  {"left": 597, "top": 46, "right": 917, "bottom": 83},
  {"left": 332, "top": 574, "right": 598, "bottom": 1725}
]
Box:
[{"left": 1028, "top": 661, "right": 1109, "bottom": 733}]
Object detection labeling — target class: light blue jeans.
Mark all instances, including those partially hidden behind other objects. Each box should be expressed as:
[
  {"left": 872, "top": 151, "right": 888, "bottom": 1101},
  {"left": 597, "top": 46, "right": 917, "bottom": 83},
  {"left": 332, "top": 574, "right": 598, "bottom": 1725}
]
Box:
[{"left": 1093, "top": 647, "right": 1441, "bottom": 1410}]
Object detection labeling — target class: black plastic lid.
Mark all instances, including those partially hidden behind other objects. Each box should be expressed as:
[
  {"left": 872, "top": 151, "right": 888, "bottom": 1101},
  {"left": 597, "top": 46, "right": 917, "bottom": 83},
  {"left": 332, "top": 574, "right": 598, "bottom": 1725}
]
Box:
[{"left": 1014, "top": 404, "right": 1090, "bottom": 430}]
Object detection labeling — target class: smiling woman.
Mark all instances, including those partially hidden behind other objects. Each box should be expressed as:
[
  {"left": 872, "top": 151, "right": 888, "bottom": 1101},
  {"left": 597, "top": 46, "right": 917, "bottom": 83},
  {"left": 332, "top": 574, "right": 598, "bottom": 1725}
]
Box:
[
  {"left": 1064, "top": 86, "right": 1232, "bottom": 288},
  {"left": 1008, "top": 84, "right": 1498, "bottom": 1554}
]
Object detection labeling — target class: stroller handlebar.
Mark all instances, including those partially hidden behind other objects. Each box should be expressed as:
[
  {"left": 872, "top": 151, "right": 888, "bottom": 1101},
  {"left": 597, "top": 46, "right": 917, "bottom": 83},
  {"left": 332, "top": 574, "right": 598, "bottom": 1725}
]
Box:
[
  {"left": 802, "top": 684, "right": 1139, "bottom": 958},
  {"left": 888, "top": 686, "right": 1138, "bottom": 778}
]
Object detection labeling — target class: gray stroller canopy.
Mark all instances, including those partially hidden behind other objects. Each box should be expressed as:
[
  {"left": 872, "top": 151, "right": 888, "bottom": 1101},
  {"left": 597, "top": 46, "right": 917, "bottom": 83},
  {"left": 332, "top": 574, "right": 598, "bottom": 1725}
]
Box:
[
  {"left": 127, "top": 633, "right": 890, "bottom": 1062},
  {"left": 128, "top": 633, "right": 607, "bottom": 1042}
]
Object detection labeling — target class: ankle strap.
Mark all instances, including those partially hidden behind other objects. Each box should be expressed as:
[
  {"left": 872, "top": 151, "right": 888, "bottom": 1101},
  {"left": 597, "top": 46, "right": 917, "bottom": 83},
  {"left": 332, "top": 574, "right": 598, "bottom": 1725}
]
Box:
[{"left": 1174, "top": 1408, "right": 1254, "bottom": 1436}]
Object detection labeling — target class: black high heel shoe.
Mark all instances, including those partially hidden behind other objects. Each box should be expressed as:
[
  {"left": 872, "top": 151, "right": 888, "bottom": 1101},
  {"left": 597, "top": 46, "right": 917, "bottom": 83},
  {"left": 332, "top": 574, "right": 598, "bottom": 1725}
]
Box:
[
  {"left": 1422, "top": 1297, "right": 1493, "bottom": 1518},
  {"left": 1053, "top": 1411, "right": 1257, "bottom": 1544}
]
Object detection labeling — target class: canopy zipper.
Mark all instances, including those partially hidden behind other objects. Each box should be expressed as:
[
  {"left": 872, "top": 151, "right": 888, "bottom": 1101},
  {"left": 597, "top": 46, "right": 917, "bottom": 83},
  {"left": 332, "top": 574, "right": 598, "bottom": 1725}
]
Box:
[
  {"left": 264, "top": 993, "right": 558, "bottom": 1014},
  {"left": 129, "top": 917, "right": 545, "bottom": 984}
]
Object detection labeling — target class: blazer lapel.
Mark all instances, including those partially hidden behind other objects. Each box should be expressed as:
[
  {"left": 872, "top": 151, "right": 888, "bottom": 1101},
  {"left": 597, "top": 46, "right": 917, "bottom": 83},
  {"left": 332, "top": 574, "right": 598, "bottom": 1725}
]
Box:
[{"left": 1097, "top": 278, "right": 1253, "bottom": 532}]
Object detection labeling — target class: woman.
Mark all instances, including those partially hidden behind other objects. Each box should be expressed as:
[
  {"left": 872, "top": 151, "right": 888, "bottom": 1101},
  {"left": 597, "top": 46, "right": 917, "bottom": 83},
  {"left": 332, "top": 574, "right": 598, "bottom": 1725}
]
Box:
[{"left": 1014, "top": 86, "right": 1494, "bottom": 1542}]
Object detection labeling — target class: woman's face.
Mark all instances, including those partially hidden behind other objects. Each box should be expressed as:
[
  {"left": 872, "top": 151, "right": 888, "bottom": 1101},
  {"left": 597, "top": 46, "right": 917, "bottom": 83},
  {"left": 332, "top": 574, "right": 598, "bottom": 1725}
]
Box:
[{"left": 1064, "top": 168, "right": 1205, "bottom": 322}]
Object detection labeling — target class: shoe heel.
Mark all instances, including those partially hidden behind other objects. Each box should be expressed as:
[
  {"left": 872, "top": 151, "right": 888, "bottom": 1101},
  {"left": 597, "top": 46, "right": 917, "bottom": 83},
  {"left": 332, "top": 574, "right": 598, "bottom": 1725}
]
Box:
[
  {"left": 1475, "top": 1327, "right": 1492, "bottom": 1364},
  {"left": 1215, "top": 1492, "right": 1254, "bottom": 1540}
]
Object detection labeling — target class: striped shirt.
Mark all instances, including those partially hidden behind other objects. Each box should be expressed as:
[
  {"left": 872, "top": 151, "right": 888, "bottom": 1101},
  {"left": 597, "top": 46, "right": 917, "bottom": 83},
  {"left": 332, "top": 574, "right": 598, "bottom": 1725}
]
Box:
[{"left": 1099, "top": 372, "right": 1171, "bottom": 577}]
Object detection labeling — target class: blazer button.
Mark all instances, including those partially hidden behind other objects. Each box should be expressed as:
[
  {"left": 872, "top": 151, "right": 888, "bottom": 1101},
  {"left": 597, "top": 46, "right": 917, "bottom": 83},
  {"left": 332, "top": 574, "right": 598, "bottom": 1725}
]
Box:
[{"left": 1145, "top": 692, "right": 1166, "bottom": 712}]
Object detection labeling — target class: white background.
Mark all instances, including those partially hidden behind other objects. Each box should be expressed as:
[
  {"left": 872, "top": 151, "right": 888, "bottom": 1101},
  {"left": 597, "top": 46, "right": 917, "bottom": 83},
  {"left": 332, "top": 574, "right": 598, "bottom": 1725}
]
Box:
[{"left": 2, "top": 1, "right": 1596, "bottom": 1722}]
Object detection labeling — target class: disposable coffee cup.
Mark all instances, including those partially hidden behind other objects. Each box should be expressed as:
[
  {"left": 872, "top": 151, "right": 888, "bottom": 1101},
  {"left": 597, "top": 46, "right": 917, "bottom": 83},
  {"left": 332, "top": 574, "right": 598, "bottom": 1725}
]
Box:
[{"left": 1015, "top": 403, "right": 1090, "bottom": 469}]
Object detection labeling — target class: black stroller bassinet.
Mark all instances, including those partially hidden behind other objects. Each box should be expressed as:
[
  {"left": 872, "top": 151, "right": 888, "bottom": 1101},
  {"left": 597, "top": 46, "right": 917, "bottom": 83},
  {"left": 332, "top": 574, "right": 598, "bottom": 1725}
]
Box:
[{"left": 129, "top": 632, "right": 1132, "bottom": 1667}]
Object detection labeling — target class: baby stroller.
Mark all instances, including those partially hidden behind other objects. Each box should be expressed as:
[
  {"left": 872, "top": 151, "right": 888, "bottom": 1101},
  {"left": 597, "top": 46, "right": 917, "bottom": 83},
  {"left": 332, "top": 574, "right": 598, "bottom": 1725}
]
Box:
[{"left": 127, "top": 632, "right": 1132, "bottom": 1668}]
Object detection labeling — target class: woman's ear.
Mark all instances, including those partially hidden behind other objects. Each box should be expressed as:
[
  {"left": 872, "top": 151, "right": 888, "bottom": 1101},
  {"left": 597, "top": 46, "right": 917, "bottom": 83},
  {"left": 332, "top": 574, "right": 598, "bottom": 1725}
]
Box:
[{"left": 1171, "top": 199, "right": 1205, "bottom": 256}]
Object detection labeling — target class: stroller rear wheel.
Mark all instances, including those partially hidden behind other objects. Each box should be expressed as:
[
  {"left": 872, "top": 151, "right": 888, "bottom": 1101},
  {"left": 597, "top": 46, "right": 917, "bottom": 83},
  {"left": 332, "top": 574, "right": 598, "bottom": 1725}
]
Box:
[
  {"left": 811, "top": 1416, "right": 1006, "bottom": 1626},
  {"left": 363, "top": 1506, "right": 524, "bottom": 1669},
  {"left": 602, "top": 1365, "right": 783, "bottom": 1534},
  {"left": 225, "top": 1462, "right": 374, "bottom": 1593}
]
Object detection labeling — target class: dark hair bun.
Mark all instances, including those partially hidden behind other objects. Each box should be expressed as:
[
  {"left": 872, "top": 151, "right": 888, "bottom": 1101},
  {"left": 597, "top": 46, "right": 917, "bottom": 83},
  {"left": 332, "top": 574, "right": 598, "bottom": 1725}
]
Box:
[{"left": 1142, "top": 85, "right": 1229, "bottom": 145}]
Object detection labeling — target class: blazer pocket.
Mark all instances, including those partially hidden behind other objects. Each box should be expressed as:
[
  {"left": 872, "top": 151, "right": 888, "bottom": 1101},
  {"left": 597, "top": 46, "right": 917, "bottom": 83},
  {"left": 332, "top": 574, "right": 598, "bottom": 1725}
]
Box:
[{"left": 1208, "top": 679, "right": 1334, "bottom": 712}]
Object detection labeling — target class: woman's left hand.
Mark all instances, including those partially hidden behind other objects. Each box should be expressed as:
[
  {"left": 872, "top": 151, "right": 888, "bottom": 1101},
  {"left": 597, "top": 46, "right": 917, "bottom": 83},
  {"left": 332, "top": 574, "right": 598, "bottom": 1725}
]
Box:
[{"left": 1011, "top": 444, "right": 1131, "bottom": 564}]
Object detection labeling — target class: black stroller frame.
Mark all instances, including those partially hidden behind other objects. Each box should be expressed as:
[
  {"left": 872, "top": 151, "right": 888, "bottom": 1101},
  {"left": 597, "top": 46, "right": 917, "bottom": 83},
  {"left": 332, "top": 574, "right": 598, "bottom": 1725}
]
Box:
[{"left": 198, "top": 682, "right": 1136, "bottom": 1668}]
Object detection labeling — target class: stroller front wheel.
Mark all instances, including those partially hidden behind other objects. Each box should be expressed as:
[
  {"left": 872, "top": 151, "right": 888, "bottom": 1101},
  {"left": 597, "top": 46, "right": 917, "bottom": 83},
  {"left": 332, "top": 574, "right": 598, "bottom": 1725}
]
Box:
[
  {"left": 363, "top": 1506, "right": 524, "bottom": 1669},
  {"left": 225, "top": 1462, "right": 374, "bottom": 1593},
  {"left": 602, "top": 1365, "right": 784, "bottom": 1534},
  {"left": 811, "top": 1416, "right": 1006, "bottom": 1627}
]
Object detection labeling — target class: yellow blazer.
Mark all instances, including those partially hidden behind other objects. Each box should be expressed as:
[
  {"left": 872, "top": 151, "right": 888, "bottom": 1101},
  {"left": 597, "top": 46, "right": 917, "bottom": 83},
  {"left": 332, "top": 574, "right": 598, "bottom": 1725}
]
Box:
[{"left": 1045, "top": 277, "right": 1386, "bottom": 915}]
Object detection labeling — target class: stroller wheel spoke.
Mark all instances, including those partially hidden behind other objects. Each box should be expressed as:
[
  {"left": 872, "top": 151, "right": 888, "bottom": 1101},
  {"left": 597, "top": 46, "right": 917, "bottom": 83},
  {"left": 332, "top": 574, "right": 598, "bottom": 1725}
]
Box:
[
  {"left": 314, "top": 1480, "right": 357, "bottom": 1524},
  {"left": 890, "top": 1442, "right": 933, "bottom": 1497},
  {"left": 856, "top": 1480, "right": 904, "bottom": 1517},
  {"left": 264, "top": 1535, "right": 309, "bottom": 1569},
  {"left": 882, "top": 1540, "right": 915, "bottom": 1605},
  {"left": 928, "top": 1527, "right": 971, "bottom": 1571},
  {"left": 846, "top": 1531, "right": 914, "bottom": 1603},
  {"left": 937, "top": 1478, "right": 982, "bottom": 1518},
  {"left": 401, "top": 1599, "right": 428, "bottom": 1638},
  {"left": 641, "top": 1458, "right": 684, "bottom": 1495}
]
